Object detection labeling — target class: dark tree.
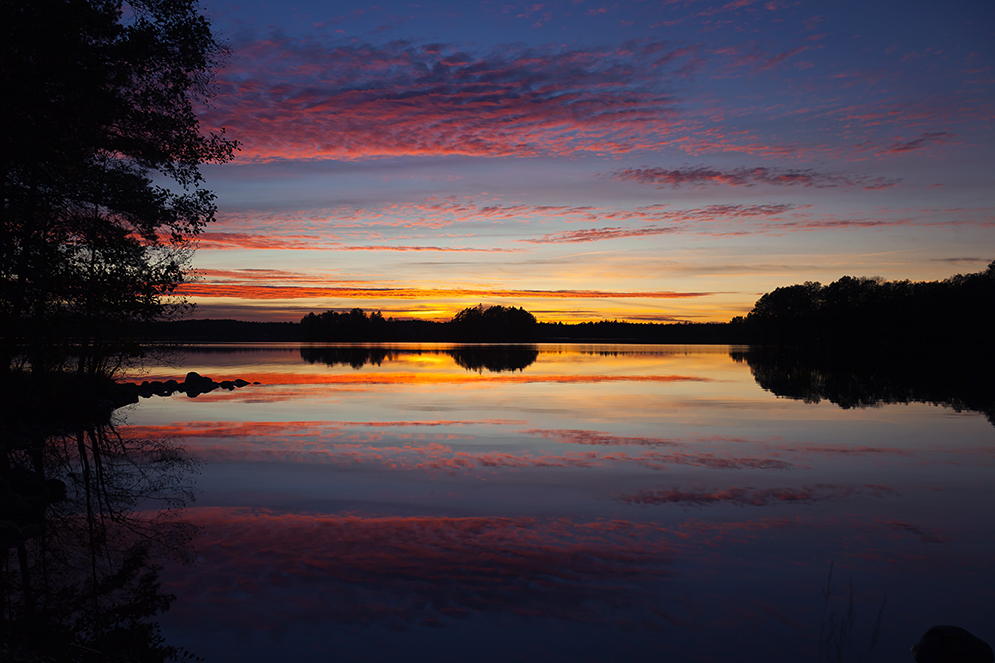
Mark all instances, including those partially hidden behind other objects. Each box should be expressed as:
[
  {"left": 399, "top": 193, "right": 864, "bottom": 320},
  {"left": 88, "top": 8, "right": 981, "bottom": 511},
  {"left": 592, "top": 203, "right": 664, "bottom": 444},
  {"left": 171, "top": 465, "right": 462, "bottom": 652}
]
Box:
[
  {"left": 741, "top": 261, "right": 995, "bottom": 346},
  {"left": 300, "top": 308, "right": 390, "bottom": 341},
  {"left": 745, "top": 281, "right": 825, "bottom": 343},
  {"left": 449, "top": 305, "right": 538, "bottom": 342},
  {"left": 1, "top": 0, "right": 237, "bottom": 378}
]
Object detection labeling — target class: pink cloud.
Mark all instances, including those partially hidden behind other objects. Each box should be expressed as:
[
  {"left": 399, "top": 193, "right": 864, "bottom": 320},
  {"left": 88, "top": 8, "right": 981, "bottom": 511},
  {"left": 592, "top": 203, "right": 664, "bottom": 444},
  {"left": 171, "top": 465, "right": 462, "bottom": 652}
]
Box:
[
  {"left": 520, "top": 203, "right": 798, "bottom": 243},
  {"left": 195, "top": 232, "right": 523, "bottom": 252},
  {"left": 210, "top": 201, "right": 607, "bottom": 236},
  {"left": 200, "top": 40, "right": 699, "bottom": 160},
  {"left": 522, "top": 225, "right": 681, "bottom": 244}
]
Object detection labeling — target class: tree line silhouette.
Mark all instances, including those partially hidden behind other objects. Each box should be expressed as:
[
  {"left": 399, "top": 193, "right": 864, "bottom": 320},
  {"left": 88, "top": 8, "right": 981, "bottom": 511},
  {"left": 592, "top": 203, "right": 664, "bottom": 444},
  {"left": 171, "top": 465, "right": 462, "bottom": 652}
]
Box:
[
  {"left": 138, "top": 261, "right": 995, "bottom": 346},
  {"left": 297, "top": 304, "right": 739, "bottom": 343},
  {"left": 732, "top": 261, "right": 995, "bottom": 346},
  {"left": 300, "top": 305, "right": 539, "bottom": 342}
]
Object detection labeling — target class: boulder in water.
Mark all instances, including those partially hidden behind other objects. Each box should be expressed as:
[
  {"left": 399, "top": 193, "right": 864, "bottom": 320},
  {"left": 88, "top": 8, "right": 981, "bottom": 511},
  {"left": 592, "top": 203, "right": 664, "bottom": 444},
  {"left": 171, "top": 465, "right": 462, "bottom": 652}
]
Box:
[{"left": 912, "top": 626, "right": 994, "bottom": 663}]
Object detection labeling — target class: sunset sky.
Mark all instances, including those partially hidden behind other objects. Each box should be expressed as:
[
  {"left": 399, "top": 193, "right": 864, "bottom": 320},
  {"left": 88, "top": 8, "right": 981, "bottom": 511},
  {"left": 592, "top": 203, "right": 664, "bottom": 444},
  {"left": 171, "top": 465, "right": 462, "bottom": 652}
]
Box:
[{"left": 184, "top": 0, "right": 995, "bottom": 322}]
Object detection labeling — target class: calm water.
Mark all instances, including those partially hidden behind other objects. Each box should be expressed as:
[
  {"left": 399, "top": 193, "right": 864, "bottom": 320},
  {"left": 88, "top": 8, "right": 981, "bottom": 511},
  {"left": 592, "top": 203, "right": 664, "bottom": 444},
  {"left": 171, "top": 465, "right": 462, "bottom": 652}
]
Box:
[{"left": 119, "top": 344, "right": 994, "bottom": 662}]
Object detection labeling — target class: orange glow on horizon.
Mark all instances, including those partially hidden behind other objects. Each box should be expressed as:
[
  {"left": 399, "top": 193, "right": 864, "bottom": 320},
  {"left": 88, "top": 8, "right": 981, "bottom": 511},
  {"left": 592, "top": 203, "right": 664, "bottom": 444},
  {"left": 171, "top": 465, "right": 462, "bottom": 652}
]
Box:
[
  {"left": 177, "top": 283, "right": 713, "bottom": 301},
  {"left": 177, "top": 276, "right": 744, "bottom": 323},
  {"left": 184, "top": 303, "right": 744, "bottom": 324}
]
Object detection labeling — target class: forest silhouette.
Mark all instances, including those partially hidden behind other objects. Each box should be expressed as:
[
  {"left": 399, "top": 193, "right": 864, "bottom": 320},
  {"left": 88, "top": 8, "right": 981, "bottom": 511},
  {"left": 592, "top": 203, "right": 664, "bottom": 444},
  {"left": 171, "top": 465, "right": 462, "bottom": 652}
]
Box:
[
  {"left": 299, "top": 304, "right": 539, "bottom": 343},
  {"left": 290, "top": 261, "right": 995, "bottom": 346},
  {"left": 733, "top": 260, "right": 995, "bottom": 346}
]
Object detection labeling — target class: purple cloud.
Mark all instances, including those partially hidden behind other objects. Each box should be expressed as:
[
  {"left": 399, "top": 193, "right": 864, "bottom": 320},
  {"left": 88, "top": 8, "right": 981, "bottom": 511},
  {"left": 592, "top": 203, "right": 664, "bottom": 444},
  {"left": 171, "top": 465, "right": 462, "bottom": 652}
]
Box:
[{"left": 612, "top": 165, "right": 900, "bottom": 190}]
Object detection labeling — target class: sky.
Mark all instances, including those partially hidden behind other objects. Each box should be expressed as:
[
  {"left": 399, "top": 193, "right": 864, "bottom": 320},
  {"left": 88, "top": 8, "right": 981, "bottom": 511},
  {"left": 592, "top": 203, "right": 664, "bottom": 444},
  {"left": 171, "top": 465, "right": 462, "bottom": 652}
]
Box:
[{"left": 182, "top": 0, "right": 995, "bottom": 323}]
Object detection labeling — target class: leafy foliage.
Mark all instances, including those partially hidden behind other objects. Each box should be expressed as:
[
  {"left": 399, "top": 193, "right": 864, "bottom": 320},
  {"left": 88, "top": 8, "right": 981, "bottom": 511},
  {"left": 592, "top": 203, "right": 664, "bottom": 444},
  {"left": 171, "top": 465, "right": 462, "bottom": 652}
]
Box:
[{"left": 1, "top": 0, "right": 237, "bottom": 377}]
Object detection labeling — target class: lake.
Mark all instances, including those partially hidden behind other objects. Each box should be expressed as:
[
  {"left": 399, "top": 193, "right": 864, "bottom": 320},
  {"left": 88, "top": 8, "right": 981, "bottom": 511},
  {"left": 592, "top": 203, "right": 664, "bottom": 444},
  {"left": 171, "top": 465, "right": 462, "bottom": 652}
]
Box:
[{"left": 118, "top": 343, "right": 994, "bottom": 662}]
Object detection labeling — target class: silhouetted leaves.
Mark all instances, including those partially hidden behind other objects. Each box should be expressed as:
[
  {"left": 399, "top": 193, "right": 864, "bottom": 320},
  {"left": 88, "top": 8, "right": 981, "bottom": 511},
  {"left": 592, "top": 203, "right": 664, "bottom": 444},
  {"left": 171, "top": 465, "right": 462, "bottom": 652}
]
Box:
[{"left": 1, "top": 0, "right": 237, "bottom": 377}]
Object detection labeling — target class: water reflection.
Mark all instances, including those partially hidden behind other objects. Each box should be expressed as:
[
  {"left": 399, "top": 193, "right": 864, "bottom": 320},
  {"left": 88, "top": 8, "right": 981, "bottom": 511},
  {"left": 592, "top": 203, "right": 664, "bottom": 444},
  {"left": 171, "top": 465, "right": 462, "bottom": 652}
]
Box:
[
  {"left": 122, "top": 344, "right": 994, "bottom": 662},
  {"left": 299, "top": 344, "right": 397, "bottom": 369},
  {"left": 166, "top": 510, "right": 678, "bottom": 630},
  {"left": 1, "top": 411, "right": 199, "bottom": 660},
  {"left": 448, "top": 345, "right": 539, "bottom": 373},
  {"left": 733, "top": 346, "right": 995, "bottom": 425},
  {"left": 299, "top": 344, "right": 540, "bottom": 373}
]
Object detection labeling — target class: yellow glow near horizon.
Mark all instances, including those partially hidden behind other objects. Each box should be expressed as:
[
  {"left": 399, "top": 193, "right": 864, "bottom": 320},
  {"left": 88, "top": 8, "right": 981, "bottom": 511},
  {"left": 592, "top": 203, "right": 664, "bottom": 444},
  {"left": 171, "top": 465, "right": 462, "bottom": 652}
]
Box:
[{"left": 187, "top": 298, "right": 743, "bottom": 324}]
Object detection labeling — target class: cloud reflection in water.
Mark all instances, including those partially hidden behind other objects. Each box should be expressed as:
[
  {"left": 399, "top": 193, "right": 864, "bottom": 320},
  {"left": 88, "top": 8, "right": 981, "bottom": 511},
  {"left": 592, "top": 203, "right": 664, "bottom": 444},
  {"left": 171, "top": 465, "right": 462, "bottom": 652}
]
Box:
[{"left": 125, "top": 344, "right": 995, "bottom": 662}]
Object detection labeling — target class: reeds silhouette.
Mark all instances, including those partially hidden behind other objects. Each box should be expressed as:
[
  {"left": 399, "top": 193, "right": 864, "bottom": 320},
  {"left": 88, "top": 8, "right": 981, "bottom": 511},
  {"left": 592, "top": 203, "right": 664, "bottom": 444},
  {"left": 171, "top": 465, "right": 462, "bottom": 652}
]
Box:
[{"left": 818, "top": 562, "right": 887, "bottom": 663}]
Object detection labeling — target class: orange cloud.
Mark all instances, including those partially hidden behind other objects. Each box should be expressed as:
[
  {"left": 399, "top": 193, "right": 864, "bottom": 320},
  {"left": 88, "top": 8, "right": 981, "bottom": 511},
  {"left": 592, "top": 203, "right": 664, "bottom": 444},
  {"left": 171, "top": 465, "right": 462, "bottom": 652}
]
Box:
[
  {"left": 177, "top": 283, "right": 714, "bottom": 301},
  {"left": 213, "top": 200, "right": 795, "bottom": 235}
]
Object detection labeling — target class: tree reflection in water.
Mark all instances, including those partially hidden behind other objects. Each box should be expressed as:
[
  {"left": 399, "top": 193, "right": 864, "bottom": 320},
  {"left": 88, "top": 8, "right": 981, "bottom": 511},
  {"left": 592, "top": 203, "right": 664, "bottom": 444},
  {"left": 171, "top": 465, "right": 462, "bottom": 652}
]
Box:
[
  {"left": 1, "top": 416, "right": 200, "bottom": 661},
  {"left": 732, "top": 346, "right": 995, "bottom": 426},
  {"left": 300, "top": 344, "right": 540, "bottom": 373},
  {"left": 448, "top": 345, "right": 539, "bottom": 373},
  {"left": 299, "top": 345, "right": 396, "bottom": 369}
]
